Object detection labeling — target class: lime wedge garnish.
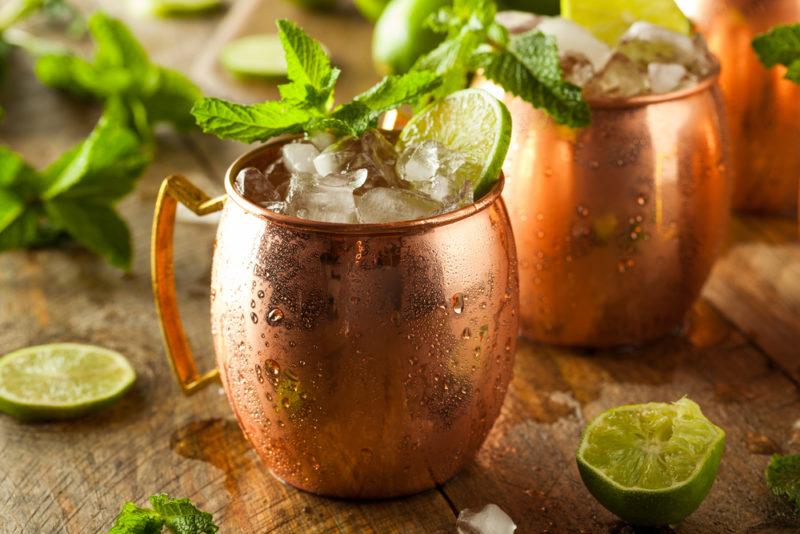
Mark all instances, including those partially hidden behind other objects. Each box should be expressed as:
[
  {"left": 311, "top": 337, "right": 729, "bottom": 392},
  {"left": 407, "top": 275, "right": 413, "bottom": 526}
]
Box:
[
  {"left": 221, "top": 34, "right": 287, "bottom": 79},
  {"left": 561, "top": 0, "right": 691, "bottom": 45},
  {"left": 0, "top": 343, "right": 136, "bottom": 421},
  {"left": 577, "top": 398, "right": 725, "bottom": 526},
  {"left": 398, "top": 88, "right": 512, "bottom": 198},
  {"left": 139, "top": 0, "right": 223, "bottom": 17}
]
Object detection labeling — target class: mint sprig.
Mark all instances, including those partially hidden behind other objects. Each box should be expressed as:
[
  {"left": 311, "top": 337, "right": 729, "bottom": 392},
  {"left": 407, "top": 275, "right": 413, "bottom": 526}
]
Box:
[
  {"left": 766, "top": 453, "right": 800, "bottom": 513},
  {"left": 0, "top": 117, "right": 149, "bottom": 269},
  {"left": 753, "top": 24, "right": 800, "bottom": 84},
  {"left": 192, "top": 19, "right": 442, "bottom": 143},
  {"left": 33, "top": 12, "right": 201, "bottom": 141},
  {"left": 413, "top": 0, "right": 590, "bottom": 127},
  {"left": 109, "top": 493, "right": 218, "bottom": 534}
]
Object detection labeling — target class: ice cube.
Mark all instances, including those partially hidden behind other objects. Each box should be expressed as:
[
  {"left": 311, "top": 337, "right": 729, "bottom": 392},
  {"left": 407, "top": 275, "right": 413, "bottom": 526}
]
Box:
[
  {"left": 318, "top": 168, "right": 368, "bottom": 189},
  {"left": 648, "top": 62, "right": 687, "bottom": 93},
  {"left": 234, "top": 167, "right": 281, "bottom": 206},
  {"left": 309, "top": 131, "right": 336, "bottom": 151},
  {"left": 584, "top": 53, "right": 649, "bottom": 99},
  {"left": 456, "top": 504, "right": 517, "bottom": 534},
  {"left": 356, "top": 187, "right": 442, "bottom": 223},
  {"left": 561, "top": 53, "right": 595, "bottom": 87},
  {"left": 396, "top": 140, "right": 468, "bottom": 202},
  {"left": 313, "top": 130, "right": 401, "bottom": 189},
  {"left": 285, "top": 172, "right": 359, "bottom": 224},
  {"left": 618, "top": 21, "right": 695, "bottom": 66},
  {"left": 495, "top": 10, "right": 539, "bottom": 35},
  {"left": 536, "top": 16, "right": 613, "bottom": 72},
  {"left": 281, "top": 142, "right": 320, "bottom": 174}
]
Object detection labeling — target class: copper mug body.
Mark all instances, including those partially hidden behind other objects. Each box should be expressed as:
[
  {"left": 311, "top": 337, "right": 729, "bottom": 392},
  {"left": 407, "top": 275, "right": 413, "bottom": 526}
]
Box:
[
  {"left": 152, "top": 139, "right": 519, "bottom": 498},
  {"left": 474, "top": 75, "right": 730, "bottom": 347},
  {"left": 679, "top": 0, "right": 800, "bottom": 215}
]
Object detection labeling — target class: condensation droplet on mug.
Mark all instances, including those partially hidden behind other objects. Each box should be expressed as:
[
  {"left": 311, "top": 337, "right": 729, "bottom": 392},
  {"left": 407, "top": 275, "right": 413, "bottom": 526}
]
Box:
[
  {"left": 267, "top": 308, "right": 284, "bottom": 325},
  {"left": 257, "top": 290, "right": 265, "bottom": 299},
  {"left": 576, "top": 205, "right": 589, "bottom": 217},
  {"left": 281, "top": 397, "right": 291, "bottom": 409},
  {"left": 452, "top": 293, "right": 465, "bottom": 314},
  {"left": 265, "top": 359, "right": 281, "bottom": 376},
  {"left": 255, "top": 364, "right": 264, "bottom": 383},
  {"left": 462, "top": 327, "right": 472, "bottom": 340},
  {"left": 636, "top": 194, "right": 648, "bottom": 206},
  {"left": 250, "top": 312, "right": 259, "bottom": 324}
]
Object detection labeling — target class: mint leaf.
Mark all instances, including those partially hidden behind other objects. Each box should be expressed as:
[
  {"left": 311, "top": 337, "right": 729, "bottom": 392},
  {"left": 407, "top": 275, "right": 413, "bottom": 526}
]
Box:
[
  {"left": 753, "top": 24, "right": 800, "bottom": 84},
  {"left": 766, "top": 454, "right": 800, "bottom": 513},
  {"left": 109, "top": 502, "right": 165, "bottom": 534},
  {"left": 0, "top": 208, "right": 41, "bottom": 251},
  {"left": 193, "top": 20, "right": 441, "bottom": 143},
  {"left": 481, "top": 32, "right": 589, "bottom": 127},
  {"left": 44, "top": 198, "right": 132, "bottom": 268},
  {"left": 109, "top": 494, "right": 217, "bottom": 534},
  {"left": 33, "top": 12, "right": 200, "bottom": 139},
  {"left": 0, "top": 189, "right": 24, "bottom": 233},
  {"left": 192, "top": 98, "right": 310, "bottom": 143},
  {"left": 149, "top": 494, "right": 219, "bottom": 534}
]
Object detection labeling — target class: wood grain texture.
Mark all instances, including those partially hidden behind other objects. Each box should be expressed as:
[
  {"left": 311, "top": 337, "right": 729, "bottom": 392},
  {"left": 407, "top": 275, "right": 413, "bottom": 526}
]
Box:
[{"left": 1, "top": 0, "right": 799, "bottom": 532}]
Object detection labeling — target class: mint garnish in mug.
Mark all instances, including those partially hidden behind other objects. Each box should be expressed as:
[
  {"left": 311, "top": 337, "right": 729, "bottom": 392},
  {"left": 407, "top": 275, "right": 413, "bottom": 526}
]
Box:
[
  {"left": 192, "top": 19, "right": 512, "bottom": 225},
  {"left": 753, "top": 24, "right": 800, "bottom": 84}
]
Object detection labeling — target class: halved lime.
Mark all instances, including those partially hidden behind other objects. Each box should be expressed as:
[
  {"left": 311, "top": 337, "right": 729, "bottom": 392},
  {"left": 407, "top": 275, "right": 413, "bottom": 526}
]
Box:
[
  {"left": 0, "top": 343, "right": 136, "bottom": 421},
  {"left": 221, "top": 34, "right": 287, "bottom": 79},
  {"left": 139, "top": 0, "right": 223, "bottom": 17},
  {"left": 398, "top": 89, "right": 512, "bottom": 198},
  {"left": 577, "top": 398, "right": 725, "bottom": 526},
  {"left": 561, "top": 0, "right": 691, "bottom": 45}
]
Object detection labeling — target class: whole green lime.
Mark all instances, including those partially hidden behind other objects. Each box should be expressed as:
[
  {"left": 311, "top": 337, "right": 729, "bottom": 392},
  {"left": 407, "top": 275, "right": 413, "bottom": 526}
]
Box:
[
  {"left": 354, "top": 0, "right": 391, "bottom": 21},
  {"left": 372, "top": 0, "right": 450, "bottom": 74},
  {"left": 286, "top": 0, "right": 337, "bottom": 10},
  {"left": 498, "top": 0, "right": 559, "bottom": 15}
]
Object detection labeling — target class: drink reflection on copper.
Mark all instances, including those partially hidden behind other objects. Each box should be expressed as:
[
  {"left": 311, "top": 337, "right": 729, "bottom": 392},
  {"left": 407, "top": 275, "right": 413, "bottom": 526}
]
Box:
[
  {"left": 153, "top": 137, "right": 519, "bottom": 499},
  {"left": 678, "top": 0, "right": 800, "bottom": 215},
  {"left": 474, "top": 69, "right": 730, "bottom": 347}
]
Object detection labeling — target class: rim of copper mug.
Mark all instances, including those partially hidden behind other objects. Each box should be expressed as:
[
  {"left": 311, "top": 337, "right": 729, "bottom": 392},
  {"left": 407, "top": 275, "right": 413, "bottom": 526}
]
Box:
[
  {"left": 224, "top": 136, "right": 506, "bottom": 235},
  {"left": 586, "top": 63, "right": 721, "bottom": 109}
]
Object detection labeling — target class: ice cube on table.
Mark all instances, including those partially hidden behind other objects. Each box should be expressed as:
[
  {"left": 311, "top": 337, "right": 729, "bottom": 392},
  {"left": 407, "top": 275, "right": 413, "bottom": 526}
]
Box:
[
  {"left": 285, "top": 172, "right": 359, "bottom": 224},
  {"left": 495, "top": 10, "right": 539, "bottom": 34},
  {"left": 356, "top": 187, "right": 442, "bottom": 224},
  {"left": 617, "top": 21, "right": 695, "bottom": 66},
  {"left": 584, "top": 53, "right": 649, "bottom": 99},
  {"left": 234, "top": 167, "right": 281, "bottom": 206},
  {"left": 456, "top": 503, "right": 517, "bottom": 534},
  {"left": 281, "top": 142, "right": 320, "bottom": 174},
  {"left": 536, "top": 16, "right": 613, "bottom": 72},
  {"left": 648, "top": 62, "right": 688, "bottom": 93}
]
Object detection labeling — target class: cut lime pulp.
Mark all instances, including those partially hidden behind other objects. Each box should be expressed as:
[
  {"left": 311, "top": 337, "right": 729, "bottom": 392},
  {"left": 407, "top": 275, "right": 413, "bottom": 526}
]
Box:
[
  {"left": 398, "top": 88, "right": 512, "bottom": 198},
  {"left": 139, "top": 0, "right": 223, "bottom": 17},
  {"left": 221, "top": 34, "right": 288, "bottom": 79},
  {"left": 0, "top": 343, "right": 136, "bottom": 421},
  {"left": 561, "top": 0, "right": 691, "bottom": 45},
  {"left": 577, "top": 397, "right": 725, "bottom": 526}
]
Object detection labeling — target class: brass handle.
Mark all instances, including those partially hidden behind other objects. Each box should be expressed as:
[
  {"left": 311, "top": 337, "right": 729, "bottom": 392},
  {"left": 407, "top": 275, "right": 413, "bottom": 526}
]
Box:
[{"left": 151, "top": 174, "right": 226, "bottom": 395}]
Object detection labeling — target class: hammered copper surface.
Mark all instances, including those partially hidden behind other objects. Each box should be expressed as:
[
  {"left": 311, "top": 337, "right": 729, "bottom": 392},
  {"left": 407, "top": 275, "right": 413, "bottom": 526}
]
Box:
[
  {"left": 679, "top": 0, "right": 800, "bottom": 215},
  {"left": 207, "top": 141, "right": 519, "bottom": 498},
  {"left": 475, "top": 77, "right": 730, "bottom": 347}
]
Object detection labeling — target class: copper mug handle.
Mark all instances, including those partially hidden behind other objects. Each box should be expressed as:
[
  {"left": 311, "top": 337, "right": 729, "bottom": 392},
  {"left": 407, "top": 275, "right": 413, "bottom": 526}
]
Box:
[{"left": 151, "top": 174, "right": 226, "bottom": 395}]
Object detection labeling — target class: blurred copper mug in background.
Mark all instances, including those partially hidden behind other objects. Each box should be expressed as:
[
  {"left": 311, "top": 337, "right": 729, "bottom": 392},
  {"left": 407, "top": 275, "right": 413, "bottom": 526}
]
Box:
[
  {"left": 475, "top": 71, "right": 730, "bottom": 347},
  {"left": 151, "top": 138, "right": 519, "bottom": 498},
  {"left": 678, "top": 0, "right": 800, "bottom": 215}
]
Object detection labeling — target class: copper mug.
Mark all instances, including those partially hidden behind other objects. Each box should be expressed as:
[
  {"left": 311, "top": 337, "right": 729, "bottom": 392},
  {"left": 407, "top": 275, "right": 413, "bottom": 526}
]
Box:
[
  {"left": 475, "top": 71, "right": 730, "bottom": 347},
  {"left": 151, "top": 138, "right": 519, "bottom": 498},
  {"left": 678, "top": 0, "right": 800, "bottom": 215}
]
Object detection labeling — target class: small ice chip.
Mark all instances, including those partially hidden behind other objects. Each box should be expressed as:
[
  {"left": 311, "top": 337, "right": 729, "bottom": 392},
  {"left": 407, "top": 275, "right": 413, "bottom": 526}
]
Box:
[
  {"left": 356, "top": 187, "right": 442, "bottom": 223},
  {"left": 495, "top": 10, "right": 539, "bottom": 35},
  {"left": 281, "top": 142, "right": 320, "bottom": 174},
  {"left": 456, "top": 504, "right": 517, "bottom": 534},
  {"left": 537, "top": 16, "right": 613, "bottom": 72},
  {"left": 618, "top": 21, "right": 695, "bottom": 66},
  {"left": 648, "top": 62, "right": 688, "bottom": 93}
]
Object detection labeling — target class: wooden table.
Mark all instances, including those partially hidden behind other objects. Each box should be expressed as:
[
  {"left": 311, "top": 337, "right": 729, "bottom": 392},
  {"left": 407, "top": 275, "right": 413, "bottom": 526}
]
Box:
[{"left": 1, "top": 1, "right": 799, "bottom": 532}]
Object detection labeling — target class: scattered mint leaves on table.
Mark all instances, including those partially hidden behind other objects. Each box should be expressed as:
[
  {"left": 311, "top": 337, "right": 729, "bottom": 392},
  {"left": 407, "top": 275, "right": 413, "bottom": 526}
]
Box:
[
  {"left": 766, "top": 453, "right": 800, "bottom": 513},
  {"left": 0, "top": 116, "right": 149, "bottom": 269},
  {"left": 109, "top": 493, "right": 218, "bottom": 534},
  {"left": 191, "top": 19, "right": 442, "bottom": 143},
  {"left": 753, "top": 24, "right": 800, "bottom": 83},
  {"left": 34, "top": 12, "right": 201, "bottom": 142},
  {"left": 412, "top": 0, "right": 590, "bottom": 127}
]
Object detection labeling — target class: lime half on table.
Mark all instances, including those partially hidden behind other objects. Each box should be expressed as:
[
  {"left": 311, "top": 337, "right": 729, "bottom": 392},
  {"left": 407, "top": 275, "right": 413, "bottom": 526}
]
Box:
[
  {"left": 577, "top": 397, "right": 725, "bottom": 526},
  {"left": 221, "top": 34, "right": 288, "bottom": 79},
  {"left": 398, "top": 88, "right": 512, "bottom": 198},
  {"left": 139, "top": 0, "right": 224, "bottom": 17},
  {"left": 0, "top": 343, "right": 136, "bottom": 421},
  {"left": 562, "top": 0, "right": 691, "bottom": 45}
]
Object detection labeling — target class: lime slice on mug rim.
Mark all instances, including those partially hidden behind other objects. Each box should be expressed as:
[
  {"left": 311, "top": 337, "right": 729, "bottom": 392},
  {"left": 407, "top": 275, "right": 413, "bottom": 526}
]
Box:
[
  {"left": 577, "top": 397, "right": 725, "bottom": 526},
  {"left": 398, "top": 88, "right": 512, "bottom": 199},
  {"left": 0, "top": 343, "right": 136, "bottom": 421}
]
